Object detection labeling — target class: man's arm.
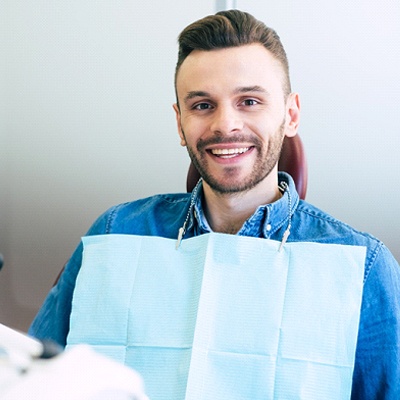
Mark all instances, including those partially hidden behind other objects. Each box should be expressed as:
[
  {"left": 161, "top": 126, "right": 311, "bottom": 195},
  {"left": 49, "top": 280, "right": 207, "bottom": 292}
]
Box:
[
  {"left": 28, "top": 207, "right": 113, "bottom": 346},
  {"left": 28, "top": 242, "right": 84, "bottom": 347},
  {"left": 351, "top": 244, "right": 400, "bottom": 399}
]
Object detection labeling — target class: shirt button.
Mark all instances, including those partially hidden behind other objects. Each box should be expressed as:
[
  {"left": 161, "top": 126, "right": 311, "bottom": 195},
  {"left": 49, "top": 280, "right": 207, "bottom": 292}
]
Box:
[{"left": 266, "top": 224, "right": 272, "bottom": 232}]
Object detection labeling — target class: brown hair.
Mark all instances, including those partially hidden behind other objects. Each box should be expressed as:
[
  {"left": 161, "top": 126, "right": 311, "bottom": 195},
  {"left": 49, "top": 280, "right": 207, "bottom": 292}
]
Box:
[{"left": 175, "top": 9, "right": 291, "bottom": 98}]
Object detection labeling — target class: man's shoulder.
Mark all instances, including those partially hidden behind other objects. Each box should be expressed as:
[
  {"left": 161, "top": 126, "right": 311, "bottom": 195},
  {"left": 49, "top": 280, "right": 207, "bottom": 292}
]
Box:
[
  {"left": 292, "top": 200, "right": 395, "bottom": 282},
  {"left": 293, "top": 199, "right": 381, "bottom": 248},
  {"left": 88, "top": 192, "right": 191, "bottom": 237},
  {"left": 111, "top": 192, "right": 191, "bottom": 213}
]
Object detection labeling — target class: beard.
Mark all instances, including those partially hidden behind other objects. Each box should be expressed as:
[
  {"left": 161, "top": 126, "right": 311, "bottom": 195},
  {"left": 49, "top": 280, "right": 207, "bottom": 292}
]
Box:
[{"left": 183, "top": 121, "right": 286, "bottom": 195}]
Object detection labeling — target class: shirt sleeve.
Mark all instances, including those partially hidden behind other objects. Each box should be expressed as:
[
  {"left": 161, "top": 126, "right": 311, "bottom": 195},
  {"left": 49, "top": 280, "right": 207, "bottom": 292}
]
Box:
[{"left": 351, "top": 243, "right": 400, "bottom": 399}]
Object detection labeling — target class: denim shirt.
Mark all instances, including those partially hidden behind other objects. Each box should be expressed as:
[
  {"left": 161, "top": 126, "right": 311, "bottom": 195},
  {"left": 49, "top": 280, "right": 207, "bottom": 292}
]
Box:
[{"left": 29, "top": 172, "right": 400, "bottom": 399}]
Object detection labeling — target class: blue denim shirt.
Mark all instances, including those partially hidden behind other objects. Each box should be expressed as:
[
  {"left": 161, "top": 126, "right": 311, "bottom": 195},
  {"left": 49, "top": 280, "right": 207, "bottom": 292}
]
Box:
[{"left": 29, "top": 173, "right": 400, "bottom": 399}]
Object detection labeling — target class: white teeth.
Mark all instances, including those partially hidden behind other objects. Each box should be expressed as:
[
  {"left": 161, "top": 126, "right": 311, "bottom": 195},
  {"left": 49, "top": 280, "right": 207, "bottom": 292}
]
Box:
[{"left": 211, "top": 147, "right": 249, "bottom": 155}]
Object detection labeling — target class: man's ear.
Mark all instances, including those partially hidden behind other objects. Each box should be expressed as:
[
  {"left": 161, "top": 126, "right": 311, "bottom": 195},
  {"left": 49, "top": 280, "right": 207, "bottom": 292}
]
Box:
[
  {"left": 173, "top": 103, "right": 187, "bottom": 146},
  {"left": 284, "top": 93, "right": 301, "bottom": 138}
]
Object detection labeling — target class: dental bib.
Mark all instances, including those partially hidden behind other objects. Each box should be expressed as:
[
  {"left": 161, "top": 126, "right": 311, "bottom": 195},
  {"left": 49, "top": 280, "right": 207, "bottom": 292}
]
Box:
[{"left": 67, "top": 233, "right": 365, "bottom": 400}]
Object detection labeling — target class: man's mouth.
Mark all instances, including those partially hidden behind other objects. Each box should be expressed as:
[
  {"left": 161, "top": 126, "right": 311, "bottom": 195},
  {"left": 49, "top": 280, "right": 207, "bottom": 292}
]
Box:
[{"left": 209, "top": 147, "right": 250, "bottom": 159}]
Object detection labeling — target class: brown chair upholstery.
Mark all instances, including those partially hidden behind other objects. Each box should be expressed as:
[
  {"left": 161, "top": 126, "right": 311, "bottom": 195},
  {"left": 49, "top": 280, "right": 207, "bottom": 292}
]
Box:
[{"left": 186, "top": 134, "right": 308, "bottom": 200}]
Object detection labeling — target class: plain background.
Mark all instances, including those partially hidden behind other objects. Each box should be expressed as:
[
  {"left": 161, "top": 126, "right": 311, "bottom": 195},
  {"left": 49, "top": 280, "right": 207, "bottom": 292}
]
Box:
[{"left": 1, "top": 0, "right": 399, "bottom": 331}]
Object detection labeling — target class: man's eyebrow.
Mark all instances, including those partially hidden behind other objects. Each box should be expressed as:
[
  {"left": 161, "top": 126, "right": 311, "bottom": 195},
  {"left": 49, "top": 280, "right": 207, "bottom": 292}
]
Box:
[
  {"left": 184, "top": 91, "right": 211, "bottom": 103},
  {"left": 183, "top": 86, "right": 270, "bottom": 103},
  {"left": 234, "top": 85, "right": 270, "bottom": 95}
]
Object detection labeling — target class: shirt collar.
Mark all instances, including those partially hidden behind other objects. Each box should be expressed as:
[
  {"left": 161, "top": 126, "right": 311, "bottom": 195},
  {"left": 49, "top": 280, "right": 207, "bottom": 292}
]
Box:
[{"left": 187, "top": 172, "right": 300, "bottom": 238}]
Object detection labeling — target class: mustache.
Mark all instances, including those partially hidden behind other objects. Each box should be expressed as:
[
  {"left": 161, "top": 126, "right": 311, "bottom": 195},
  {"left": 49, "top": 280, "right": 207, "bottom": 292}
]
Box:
[{"left": 197, "top": 135, "right": 262, "bottom": 151}]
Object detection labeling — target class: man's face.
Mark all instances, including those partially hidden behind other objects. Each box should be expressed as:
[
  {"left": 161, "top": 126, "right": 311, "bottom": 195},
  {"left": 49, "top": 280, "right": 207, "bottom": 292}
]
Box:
[{"left": 174, "top": 44, "right": 299, "bottom": 195}]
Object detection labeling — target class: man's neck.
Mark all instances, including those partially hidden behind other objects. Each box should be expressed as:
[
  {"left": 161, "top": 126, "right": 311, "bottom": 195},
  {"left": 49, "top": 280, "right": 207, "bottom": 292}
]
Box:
[{"left": 202, "top": 176, "right": 282, "bottom": 234}]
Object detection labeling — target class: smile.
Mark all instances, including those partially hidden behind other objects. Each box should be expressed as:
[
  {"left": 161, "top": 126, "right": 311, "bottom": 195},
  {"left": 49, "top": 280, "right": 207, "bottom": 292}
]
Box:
[{"left": 210, "top": 147, "right": 250, "bottom": 158}]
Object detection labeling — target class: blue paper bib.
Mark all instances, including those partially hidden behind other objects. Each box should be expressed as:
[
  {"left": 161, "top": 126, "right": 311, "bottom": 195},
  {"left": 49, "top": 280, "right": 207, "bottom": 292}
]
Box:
[{"left": 67, "top": 233, "right": 365, "bottom": 400}]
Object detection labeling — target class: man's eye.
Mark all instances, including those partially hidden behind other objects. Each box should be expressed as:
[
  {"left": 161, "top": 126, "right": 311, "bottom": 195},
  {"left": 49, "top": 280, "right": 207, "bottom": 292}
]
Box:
[
  {"left": 243, "top": 99, "right": 258, "bottom": 106},
  {"left": 194, "top": 103, "right": 212, "bottom": 110}
]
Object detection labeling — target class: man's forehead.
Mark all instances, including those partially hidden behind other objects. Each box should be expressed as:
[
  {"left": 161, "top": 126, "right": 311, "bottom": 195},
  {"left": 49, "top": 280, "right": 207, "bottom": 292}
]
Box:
[
  {"left": 176, "top": 44, "right": 285, "bottom": 97},
  {"left": 180, "top": 44, "right": 278, "bottom": 70}
]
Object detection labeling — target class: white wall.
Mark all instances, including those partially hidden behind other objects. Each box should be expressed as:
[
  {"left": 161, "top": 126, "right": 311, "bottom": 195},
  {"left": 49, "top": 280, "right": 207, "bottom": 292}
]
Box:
[
  {"left": 237, "top": 0, "right": 400, "bottom": 256},
  {"left": 1, "top": 0, "right": 399, "bottom": 332}
]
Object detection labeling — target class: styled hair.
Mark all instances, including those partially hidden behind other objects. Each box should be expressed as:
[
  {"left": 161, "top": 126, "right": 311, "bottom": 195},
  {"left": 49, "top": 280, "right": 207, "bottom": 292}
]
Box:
[{"left": 175, "top": 9, "right": 291, "bottom": 98}]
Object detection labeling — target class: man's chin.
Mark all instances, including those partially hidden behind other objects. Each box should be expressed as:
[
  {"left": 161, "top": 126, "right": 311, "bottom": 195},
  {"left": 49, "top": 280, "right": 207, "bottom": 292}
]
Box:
[{"left": 203, "top": 176, "right": 259, "bottom": 195}]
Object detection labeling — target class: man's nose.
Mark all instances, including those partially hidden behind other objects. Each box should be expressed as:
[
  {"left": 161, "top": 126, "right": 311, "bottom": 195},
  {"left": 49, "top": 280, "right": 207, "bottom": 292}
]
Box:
[{"left": 210, "top": 105, "right": 244, "bottom": 135}]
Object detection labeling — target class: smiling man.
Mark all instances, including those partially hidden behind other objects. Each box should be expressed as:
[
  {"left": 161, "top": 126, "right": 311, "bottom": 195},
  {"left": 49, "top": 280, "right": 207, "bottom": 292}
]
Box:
[
  {"left": 173, "top": 42, "right": 299, "bottom": 233},
  {"left": 29, "top": 10, "right": 400, "bottom": 399}
]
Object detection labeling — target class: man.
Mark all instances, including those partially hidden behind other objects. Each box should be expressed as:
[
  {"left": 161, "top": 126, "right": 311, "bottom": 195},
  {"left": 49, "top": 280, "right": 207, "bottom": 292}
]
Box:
[{"left": 30, "top": 10, "right": 400, "bottom": 399}]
